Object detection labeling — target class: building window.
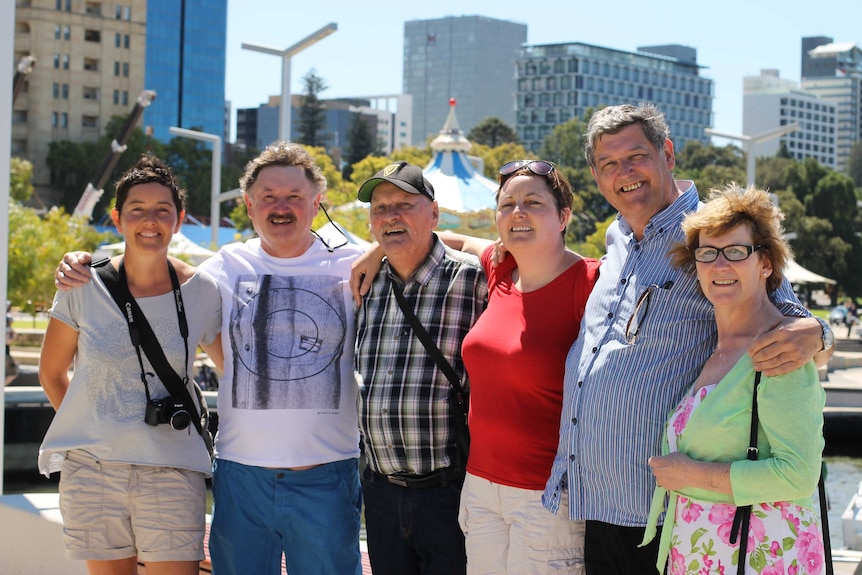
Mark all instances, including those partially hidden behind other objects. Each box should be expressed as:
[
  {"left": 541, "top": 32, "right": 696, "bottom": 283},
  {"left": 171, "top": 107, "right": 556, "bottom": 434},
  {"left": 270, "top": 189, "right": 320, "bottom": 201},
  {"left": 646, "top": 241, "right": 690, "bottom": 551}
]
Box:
[
  {"left": 115, "top": 33, "right": 121, "bottom": 47},
  {"left": 113, "top": 89, "right": 119, "bottom": 105},
  {"left": 82, "top": 115, "right": 99, "bottom": 129},
  {"left": 84, "top": 57, "right": 98, "bottom": 71},
  {"left": 123, "top": 6, "right": 131, "bottom": 19},
  {"left": 122, "top": 90, "right": 128, "bottom": 106},
  {"left": 54, "top": 25, "right": 61, "bottom": 39},
  {"left": 124, "top": 34, "right": 130, "bottom": 49},
  {"left": 61, "top": 113, "right": 68, "bottom": 128},
  {"left": 12, "top": 110, "right": 27, "bottom": 124},
  {"left": 62, "top": 83, "right": 69, "bottom": 99},
  {"left": 53, "top": 53, "right": 60, "bottom": 69},
  {"left": 64, "top": 26, "right": 70, "bottom": 40},
  {"left": 85, "top": 2, "right": 102, "bottom": 16},
  {"left": 52, "top": 112, "right": 59, "bottom": 127},
  {"left": 122, "top": 62, "right": 129, "bottom": 77},
  {"left": 53, "top": 82, "right": 59, "bottom": 98},
  {"left": 65, "top": 0, "right": 71, "bottom": 10},
  {"left": 63, "top": 54, "right": 70, "bottom": 70},
  {"left": 84, "top": 30, "right": 101, "bottom": 43},
  {"left": 114, "top": 61, "right": 120, "bottom": 76},
  {"left": 83, "top": 86, "right": 99, "bottom": 100}
]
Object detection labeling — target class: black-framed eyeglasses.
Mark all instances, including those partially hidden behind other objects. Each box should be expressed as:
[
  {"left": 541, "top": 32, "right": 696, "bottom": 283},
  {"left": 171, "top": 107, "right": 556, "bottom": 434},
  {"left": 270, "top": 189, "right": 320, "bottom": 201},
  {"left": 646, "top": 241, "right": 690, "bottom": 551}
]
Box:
[
  {"left": 498, "top": 160, "right": 556, "bottom": 178},
  {"left": 693, "top": 244, "right": 763, "bottom": 263}
]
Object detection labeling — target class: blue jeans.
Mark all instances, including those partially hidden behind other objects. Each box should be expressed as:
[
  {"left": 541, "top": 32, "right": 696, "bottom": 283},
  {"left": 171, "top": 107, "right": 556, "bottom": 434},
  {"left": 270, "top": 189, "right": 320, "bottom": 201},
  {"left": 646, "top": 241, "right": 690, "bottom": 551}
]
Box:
[
  {"left": 209, "top": 458, "right": 362, "bottom": 575},
  {"left": 362, "top": 467, "right": 466, "bottom": 575}
]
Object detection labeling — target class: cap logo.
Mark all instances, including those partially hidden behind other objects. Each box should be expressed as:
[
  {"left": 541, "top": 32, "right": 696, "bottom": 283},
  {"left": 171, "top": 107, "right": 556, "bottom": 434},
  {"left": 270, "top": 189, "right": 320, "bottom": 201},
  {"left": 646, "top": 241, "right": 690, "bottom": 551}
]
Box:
[{"left": 383, "top": 163, "right": 400, "bottom": 177}]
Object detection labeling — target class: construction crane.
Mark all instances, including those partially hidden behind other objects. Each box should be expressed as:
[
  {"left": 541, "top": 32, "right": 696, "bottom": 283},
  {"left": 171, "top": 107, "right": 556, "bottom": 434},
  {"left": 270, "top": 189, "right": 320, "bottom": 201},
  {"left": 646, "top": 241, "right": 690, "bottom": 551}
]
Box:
[
  {"left": 12, "top": 55, "right": 36, "bottom": 104},
  {"left": 73, "top": 89, "right": 157, "bottom": 219}
]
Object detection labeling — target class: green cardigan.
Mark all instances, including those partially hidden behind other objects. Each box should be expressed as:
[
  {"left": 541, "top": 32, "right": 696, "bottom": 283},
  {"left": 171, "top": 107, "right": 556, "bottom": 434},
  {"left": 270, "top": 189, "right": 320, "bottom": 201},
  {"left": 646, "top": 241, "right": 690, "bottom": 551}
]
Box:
[{"left": 642, "top": 354, "right": 825, "bottom": 571}]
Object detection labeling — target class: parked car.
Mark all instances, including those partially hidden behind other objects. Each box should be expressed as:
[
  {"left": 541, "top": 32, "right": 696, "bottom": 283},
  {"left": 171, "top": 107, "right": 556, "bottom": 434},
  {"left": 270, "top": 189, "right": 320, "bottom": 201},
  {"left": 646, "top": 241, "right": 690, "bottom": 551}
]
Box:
[{"left": 830, "top": 305, "right": 849, "bottom": 325}]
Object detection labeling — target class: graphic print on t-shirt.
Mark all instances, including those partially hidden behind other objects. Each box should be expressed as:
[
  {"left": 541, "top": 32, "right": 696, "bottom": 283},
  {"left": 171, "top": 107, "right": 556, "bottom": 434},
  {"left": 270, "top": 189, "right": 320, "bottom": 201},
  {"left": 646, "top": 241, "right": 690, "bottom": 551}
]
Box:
[{"left": 229, "top": 274, "right": 346, "bottom": 410}]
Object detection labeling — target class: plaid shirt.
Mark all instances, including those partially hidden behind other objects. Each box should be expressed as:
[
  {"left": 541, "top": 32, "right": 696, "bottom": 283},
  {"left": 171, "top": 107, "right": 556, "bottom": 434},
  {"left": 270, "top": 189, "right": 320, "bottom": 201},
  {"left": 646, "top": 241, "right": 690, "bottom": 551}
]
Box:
[{"left": 356, "top": 235, "right": 487, "bottom": 475}]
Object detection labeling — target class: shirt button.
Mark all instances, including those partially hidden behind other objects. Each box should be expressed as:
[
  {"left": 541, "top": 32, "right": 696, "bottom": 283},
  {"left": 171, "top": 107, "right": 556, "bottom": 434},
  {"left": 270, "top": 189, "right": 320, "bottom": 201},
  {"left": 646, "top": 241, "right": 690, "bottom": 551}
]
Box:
[
  {"left": 569, "top": 454, "right": 576, "bottom": 461},
  {"left": 382, "top": 408, "right": 388, "bottom": 414},
  {"left": 607, "top": 312, "right": 613, "bottom": 319},
  {"left": 577, "top": 381, "right": 583, "bottom": 388},
  {"left": 620, "top": 278, "right": 626, "bottom": 285},
  {"left": 591, "top": 347, "right": 598, "bottom": 353},
  {"left": 571, "top": 417, "right": 577, "bottom": 425}
]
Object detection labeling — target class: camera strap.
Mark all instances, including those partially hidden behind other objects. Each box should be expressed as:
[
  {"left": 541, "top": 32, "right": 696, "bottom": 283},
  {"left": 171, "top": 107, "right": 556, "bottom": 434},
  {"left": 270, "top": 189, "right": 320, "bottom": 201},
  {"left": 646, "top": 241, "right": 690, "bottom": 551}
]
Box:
[{"left": 95, "top": 258, "right": 208, "bottom": 447}]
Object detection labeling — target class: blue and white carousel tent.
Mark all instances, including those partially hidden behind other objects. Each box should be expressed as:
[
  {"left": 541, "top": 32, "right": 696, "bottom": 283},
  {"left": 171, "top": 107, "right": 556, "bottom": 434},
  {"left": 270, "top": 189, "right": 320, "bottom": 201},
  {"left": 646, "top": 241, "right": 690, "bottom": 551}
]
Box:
[{"left": 423, "top": 99, "right": 498, "bottom": 230}]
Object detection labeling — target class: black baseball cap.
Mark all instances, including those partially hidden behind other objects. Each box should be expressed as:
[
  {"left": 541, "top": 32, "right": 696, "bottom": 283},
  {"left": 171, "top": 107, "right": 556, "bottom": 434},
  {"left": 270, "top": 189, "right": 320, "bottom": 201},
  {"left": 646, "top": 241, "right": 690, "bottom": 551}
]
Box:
[{"left": 357, "top": 161, "right": 435, "bottom": 202}]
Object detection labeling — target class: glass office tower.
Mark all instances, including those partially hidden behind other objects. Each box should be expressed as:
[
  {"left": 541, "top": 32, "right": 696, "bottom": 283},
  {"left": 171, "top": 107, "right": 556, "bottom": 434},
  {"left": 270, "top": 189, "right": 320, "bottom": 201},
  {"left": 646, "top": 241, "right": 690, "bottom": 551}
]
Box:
[{"left": 144, "top": 0, "right": 227, "bottom": 143}]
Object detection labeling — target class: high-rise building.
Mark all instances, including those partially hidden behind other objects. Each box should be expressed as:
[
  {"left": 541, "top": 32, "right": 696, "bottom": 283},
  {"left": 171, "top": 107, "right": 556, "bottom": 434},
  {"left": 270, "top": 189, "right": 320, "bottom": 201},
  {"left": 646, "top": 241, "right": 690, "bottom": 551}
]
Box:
[
  {"left": 743, "top": 69, "right": 837, "bottom": 169},
  {"left": 403, "top": 15, "right": 527, "bottom": 146},
  {"left": 143, "top": 0, "right": 227, "bottom": 143},
  {"left": 799, "top": 36, "right": 862, "bottom": 172},
  {"left": 515, "top": 42, "right": 714, "bottom": 153},
  {"left": 12, "top": 0, "right": 148, "bottom": 195}
]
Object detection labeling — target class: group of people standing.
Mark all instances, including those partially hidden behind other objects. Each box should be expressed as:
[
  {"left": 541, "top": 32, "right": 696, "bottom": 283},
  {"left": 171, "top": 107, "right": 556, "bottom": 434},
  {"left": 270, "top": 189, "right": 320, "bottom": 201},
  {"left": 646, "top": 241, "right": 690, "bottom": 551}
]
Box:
[{"left": 44, "top": 101, "right": 832, "bottom": 575}]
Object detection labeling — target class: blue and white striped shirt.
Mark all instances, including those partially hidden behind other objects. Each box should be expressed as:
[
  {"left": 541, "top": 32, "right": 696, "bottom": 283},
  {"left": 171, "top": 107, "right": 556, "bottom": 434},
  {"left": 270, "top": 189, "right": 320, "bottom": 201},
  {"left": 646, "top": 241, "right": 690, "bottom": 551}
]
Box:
[{"left": 543, "top": 181, "right": 808, "bottom": 526}]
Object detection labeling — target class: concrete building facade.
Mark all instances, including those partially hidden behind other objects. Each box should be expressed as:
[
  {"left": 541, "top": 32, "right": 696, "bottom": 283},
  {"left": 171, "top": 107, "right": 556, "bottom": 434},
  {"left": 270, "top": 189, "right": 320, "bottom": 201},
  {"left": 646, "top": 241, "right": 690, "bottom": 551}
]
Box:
[
  {"left": 800, "top": 36, "right": 862, "bottom": 173},
  {"left": 12, "top": 0, "right": 147, "bottom": 192},
  {"left": 515, "top": 42, "right": 713, "bottom": 154},
  {"left": 403, "top": 15, "right": 527, "bottom": 146},
  {"left": 743, "top": 69, "right": 837, "bottom": 169}
]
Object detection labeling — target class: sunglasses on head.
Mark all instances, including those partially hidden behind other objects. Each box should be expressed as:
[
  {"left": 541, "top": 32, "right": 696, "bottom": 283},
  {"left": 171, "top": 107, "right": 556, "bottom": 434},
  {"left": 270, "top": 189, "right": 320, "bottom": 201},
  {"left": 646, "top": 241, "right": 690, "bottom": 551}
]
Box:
[{"left": 498, "top": 160, "right": 556, "bottom": 178}]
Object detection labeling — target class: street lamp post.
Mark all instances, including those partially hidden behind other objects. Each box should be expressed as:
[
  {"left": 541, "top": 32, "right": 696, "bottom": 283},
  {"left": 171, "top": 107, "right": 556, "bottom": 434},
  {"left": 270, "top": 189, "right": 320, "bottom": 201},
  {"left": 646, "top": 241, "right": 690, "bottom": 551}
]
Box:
[
  {"left": 169, "top": 127, "right": 222, "bottom": 249},
  {"left": 705, "top": 123, "right": 799, "bottom": 188},
  {"left": 242, "top": 23, "right": 337, "bottom": 142}
]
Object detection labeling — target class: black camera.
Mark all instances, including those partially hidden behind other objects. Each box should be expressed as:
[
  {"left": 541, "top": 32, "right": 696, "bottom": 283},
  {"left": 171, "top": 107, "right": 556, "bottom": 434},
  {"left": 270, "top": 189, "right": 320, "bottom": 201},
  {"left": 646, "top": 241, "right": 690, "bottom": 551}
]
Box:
[{"left": 144, "top": 396, "right": 192, "bottom": 430}]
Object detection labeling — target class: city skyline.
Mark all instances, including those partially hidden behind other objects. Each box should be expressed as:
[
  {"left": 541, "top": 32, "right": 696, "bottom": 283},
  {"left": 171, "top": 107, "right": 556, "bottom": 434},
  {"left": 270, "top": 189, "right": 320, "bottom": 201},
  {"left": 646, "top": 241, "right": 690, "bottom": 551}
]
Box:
[{"left": 225, "top": 0, "right": 861, "bottom": 147}]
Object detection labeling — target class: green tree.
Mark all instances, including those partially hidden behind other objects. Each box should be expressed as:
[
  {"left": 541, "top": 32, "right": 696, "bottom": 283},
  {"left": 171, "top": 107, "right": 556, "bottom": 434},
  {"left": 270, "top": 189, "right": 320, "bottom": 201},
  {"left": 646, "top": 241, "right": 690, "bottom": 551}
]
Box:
[
  {"left": 467, "top": 117, "right": 519, "bottom": 148},
  {"left": 10, "top": 157, "right": 35, "bottom": 203},
  {"left": 295, "top": 69, "right": 329, "bottom": 148},
  {"left": 469, "top": 142, "right": 534, "bottom": 180},
  {"left": 538, "top": 116, "right": 590, "bottom": 170},
  {"left": 342, "top": 113, "right": 378, "bottom": 180},
  {"left": 846, "top": 140, "right": 862, "bottom": 188},
  {"left": 7, "top": 205, "right": 109, "bottom": 309}
]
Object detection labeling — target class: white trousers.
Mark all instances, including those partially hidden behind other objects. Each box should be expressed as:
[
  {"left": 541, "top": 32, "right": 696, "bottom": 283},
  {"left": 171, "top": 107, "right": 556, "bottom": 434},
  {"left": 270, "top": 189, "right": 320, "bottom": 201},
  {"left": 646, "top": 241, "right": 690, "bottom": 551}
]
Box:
[{"left": 458, "top": 472, "right": 585, "bottom": 575}]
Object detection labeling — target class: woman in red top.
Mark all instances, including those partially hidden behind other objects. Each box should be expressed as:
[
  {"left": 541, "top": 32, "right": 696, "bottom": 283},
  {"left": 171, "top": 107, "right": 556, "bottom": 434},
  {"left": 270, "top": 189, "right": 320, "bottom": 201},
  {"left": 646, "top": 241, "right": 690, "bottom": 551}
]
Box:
[{"left": 444, "top": 160, "right": 599, "bottom": 575}]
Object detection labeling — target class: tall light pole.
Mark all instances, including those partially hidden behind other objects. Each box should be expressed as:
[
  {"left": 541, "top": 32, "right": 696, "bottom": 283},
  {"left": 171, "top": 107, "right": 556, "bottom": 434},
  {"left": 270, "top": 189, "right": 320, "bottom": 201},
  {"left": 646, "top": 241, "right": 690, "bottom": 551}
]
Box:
[
  {"left": 169, "top": 127, "right": 222, "bottom": 249},
  {"left": 242, "top": 23, "right": 337, "bottom": 142},
  {"left": 705, "top": 123, "right": 799, "bottom": 188}
]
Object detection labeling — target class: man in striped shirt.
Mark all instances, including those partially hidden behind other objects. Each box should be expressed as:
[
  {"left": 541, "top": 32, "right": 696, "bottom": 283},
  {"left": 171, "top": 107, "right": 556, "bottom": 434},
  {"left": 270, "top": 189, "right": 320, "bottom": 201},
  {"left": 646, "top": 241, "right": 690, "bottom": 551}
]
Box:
[
  {"left": 354, "top": 162, "right": 488, "bottom": 575},
  {"left": 542, "top": 103, "right": 834, "bottom": 574}
]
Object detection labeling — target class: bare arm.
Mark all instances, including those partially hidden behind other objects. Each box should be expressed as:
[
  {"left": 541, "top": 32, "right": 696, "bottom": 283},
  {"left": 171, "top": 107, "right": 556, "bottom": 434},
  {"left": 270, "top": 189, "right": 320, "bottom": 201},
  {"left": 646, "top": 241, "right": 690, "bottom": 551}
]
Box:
[
  {"left": 200, "top": 333, "right": 224, "bottom": 372},
  {"left": 748, "top": 316, "right": 831, "bottom": 376},
  {"left": 649, "top": 452, "right": 733, "bottom": 495},
  {"left": 349, "top": 243, "right": 385, "bottom": 306},
  {"left": 38, "top": 318, "right": 78, "bottom": 410},
  {"left": 54, "top": 251, "right": 94, "bottom": 291},
  {"left": 436, "top": 231, "right": 494, "bottom": 257}
]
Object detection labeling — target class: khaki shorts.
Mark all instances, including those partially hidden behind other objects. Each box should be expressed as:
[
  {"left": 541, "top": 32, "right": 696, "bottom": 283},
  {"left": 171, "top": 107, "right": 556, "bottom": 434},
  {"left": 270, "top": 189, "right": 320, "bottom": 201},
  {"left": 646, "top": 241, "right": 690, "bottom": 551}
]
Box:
[{"left": 58, "top": 449, "right": 206, "bottom": 563}]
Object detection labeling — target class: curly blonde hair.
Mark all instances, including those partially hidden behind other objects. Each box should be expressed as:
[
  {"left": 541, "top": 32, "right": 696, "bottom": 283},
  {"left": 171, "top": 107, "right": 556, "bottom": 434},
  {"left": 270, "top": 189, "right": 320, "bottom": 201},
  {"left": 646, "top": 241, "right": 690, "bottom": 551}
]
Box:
[{"left": 669, "top": 183, "right": 791, "bottom": 293}]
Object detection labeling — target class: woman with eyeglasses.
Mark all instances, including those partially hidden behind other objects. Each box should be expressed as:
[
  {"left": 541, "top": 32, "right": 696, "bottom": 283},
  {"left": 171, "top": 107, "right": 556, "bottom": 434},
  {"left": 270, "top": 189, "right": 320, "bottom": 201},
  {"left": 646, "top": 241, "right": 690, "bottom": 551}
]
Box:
[
  {"left": 440, "top": 159, "right": 600, "bottom": 574},
  {"left": 641, "top": 184, "right": 825, "bottom": 574},
  {"left": 38, "top": 155, "right": 222, "bottom": 575}
]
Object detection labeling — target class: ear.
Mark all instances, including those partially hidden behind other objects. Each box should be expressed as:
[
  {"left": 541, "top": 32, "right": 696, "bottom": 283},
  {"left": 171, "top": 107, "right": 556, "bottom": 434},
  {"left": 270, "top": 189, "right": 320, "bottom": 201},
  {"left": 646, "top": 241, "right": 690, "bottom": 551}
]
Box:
[
  {"left": 761, "top": 256, "right": 774, "bottom": 279},
  {"left": 663, "top": 138, "right": 675, "bottom": 171},
  {"left": 242, "top": 193, "right": 253, "bottom": 220},
  {"left": 175, "top": 209, "right": 185, "bottom": 234},
  {"left": 560, "top": 207, "right": 572, "bottom": 232},
  {"left": 431, "top": 201, "right": 440, "bottom": 226},
  {"left": 110, "top": 207, "right": 122, "bottom": 232}
]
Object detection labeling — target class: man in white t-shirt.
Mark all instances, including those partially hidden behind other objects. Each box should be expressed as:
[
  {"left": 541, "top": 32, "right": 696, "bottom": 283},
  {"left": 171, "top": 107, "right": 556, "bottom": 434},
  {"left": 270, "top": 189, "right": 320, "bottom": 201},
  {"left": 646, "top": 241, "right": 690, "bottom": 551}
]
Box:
[{"left": 55, "top": 143, "right": 363, "bottom": 575}]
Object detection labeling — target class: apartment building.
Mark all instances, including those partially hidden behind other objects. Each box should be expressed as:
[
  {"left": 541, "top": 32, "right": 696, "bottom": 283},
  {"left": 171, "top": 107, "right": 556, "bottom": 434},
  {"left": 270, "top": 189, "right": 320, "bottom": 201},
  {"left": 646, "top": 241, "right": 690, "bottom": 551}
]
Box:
[
  {"left": 515, "top": 42, "right": 713, "bottom": 154},
  {"left": 12, "top": 0, "right": 147, "bottom": 191}
]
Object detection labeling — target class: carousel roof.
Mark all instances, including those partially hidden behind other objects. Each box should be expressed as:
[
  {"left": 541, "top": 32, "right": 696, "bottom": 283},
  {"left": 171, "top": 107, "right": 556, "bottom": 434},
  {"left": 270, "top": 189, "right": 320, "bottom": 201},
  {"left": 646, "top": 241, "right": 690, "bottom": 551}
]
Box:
[{"left": 422, "top": 99, "right": 498, "bottom": 213}]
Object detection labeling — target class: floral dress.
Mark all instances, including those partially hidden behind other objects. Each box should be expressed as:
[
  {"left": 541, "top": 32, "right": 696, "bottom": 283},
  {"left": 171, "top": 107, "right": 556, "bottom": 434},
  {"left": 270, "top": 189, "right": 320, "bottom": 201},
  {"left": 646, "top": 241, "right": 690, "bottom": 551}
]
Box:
[{"left": 665, "top": 385, "right": 825, "bottom": 575}]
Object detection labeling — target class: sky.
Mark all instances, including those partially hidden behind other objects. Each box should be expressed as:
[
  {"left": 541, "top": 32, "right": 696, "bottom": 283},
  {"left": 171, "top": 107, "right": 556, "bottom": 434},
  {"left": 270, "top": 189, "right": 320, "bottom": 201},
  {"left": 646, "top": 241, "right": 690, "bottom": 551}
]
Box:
[{"left": 225, "top": 0, "right": 862, "bottom": 146}]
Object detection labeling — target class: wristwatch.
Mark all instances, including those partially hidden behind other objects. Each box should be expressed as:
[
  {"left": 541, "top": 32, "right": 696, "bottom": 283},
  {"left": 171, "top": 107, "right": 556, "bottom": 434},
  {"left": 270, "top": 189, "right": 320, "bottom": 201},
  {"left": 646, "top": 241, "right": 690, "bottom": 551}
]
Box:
[{"left": 816, "top": 316, "right": 834, "bottom": 351}]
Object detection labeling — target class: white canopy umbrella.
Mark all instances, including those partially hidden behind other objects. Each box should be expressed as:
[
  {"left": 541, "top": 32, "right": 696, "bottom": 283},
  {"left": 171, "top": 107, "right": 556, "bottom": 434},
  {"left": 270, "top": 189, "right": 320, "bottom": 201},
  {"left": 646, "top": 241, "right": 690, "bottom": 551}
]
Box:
[{"left": 783, "top": 259, "right": 836, "bottom": 285}]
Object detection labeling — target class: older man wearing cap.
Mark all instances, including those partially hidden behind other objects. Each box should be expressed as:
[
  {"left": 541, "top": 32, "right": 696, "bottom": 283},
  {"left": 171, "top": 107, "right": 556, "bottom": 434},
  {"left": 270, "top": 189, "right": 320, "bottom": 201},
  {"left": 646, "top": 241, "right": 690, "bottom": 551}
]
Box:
[{"left": 355, "top": 161, "right": 488, "bottom": 575}]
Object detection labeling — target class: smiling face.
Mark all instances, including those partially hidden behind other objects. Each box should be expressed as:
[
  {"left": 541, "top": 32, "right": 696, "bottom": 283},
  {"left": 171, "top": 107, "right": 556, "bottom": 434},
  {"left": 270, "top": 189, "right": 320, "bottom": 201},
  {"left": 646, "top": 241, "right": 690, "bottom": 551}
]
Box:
[
  {"left": 696, "top": 224, "right": 773, "bottom": 310},
  {"left": 368, "top": 182, "right": 438, "bottom": 280},
  {"left": 244, "top": 164, "right": 321, "bottom": 258},
  {"left": 590, "top": 123, "right": 678, "bottom": 239},
  {"left": 496, "top": 174, "right": 569, "bottom": 254},
  {"left": 111, "top": 182, "right": 183, "bottom": 255}
]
